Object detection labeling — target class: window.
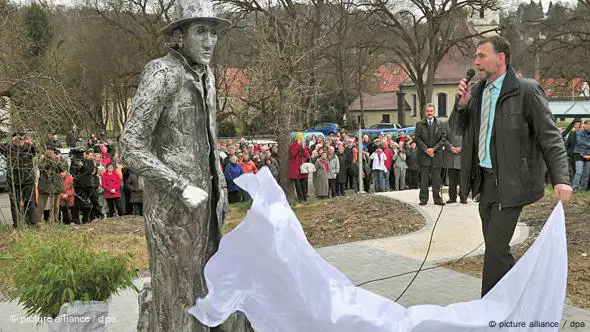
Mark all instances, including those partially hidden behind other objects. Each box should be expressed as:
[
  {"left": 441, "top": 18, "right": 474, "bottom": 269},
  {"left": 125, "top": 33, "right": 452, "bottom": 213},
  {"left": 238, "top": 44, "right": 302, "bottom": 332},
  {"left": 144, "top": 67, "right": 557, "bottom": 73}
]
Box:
[
  {"left": 412, "top": 94, "right": 417, "bottom": 117},
  {"left": 437, "top": 93, "right": 448, "bottom": 117},
  {"left": 382, "top": 114, "right": 390, "bottom": 123},
  {"left": 479, "top": 8, "right": 485, "bottom": 19},
  {"left": 357, "top": 115, "right": 361, "bottom": 124}
]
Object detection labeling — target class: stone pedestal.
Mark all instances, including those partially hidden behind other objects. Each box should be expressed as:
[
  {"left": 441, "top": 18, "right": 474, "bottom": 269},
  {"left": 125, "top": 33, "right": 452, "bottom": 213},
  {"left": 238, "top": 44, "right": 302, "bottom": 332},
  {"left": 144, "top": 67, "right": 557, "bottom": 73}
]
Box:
[{"left": 137, "top": 282, "right": 152, "bottom": 332}]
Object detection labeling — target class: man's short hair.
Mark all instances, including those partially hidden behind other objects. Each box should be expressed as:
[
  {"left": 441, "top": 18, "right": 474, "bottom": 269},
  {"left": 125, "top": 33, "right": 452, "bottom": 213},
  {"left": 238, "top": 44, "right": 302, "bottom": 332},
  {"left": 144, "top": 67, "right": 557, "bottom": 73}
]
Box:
[
  {"left": 423, "top": 103, "right": 435, "bottom": 111},
  {"left": 584, "top": 120, "right": 590, "bottom": 125},
  {"left": 478, "top": 35, "right": 511, "bottom": 66}
]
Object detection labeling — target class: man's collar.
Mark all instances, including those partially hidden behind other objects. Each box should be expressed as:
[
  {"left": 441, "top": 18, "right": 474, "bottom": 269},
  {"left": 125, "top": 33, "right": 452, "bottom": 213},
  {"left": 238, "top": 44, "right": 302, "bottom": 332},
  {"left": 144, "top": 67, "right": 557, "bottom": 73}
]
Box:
[
  {"left": 487, "top": 72, "right": 507, "bottom": 88},
  {"left": 168, "top": 48, "right": 208, "bottom": 77}
]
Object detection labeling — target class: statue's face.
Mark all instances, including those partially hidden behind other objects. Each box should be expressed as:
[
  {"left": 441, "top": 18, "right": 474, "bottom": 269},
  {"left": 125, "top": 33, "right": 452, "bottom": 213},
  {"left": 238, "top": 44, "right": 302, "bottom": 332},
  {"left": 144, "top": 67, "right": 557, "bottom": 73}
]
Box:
[{"left": 182, "top": 22, "right": 218, "bottom": 66}]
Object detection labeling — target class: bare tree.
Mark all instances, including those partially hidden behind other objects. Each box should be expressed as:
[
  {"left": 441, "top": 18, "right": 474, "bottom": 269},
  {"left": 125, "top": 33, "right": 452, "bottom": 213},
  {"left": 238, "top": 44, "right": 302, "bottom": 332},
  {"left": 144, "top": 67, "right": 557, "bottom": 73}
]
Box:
[
  {"left": 536, "top": 1, "right": 590, "bottom": 99},
  {"left": 366, "top": 0, "right": 499, "bottom": 117},
  {"left": 0, "top": 1, "right": 82, "bottom": 227},
  {"left": 320, "top": 2, "right": 385, "bottom": 129},
  {"left": 216, "top": 0, "right": 332, "bottom": 195}
]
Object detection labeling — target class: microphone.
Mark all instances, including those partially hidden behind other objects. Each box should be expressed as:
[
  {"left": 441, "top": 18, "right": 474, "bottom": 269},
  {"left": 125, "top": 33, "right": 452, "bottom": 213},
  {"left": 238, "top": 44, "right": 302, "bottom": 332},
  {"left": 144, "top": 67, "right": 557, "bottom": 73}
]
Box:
[
  {"left": 465, "top": 69, "right": 476, "bottom": 83},
  {"left": 454, "top": 69, "right": 476, "bottom": 105}
]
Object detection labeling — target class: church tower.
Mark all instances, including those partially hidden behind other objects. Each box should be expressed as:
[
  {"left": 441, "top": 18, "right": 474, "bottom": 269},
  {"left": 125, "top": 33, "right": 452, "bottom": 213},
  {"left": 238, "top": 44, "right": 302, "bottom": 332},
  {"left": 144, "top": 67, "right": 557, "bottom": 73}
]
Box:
[{"left": 469, "top": 7, "right": 500, "bottom": 36}]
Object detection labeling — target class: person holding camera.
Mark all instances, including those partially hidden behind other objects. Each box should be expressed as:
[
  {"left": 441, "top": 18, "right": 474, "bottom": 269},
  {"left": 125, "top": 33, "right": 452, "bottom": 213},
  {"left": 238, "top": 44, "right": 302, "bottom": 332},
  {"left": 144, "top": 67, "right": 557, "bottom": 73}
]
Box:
[
  {"left": 369, "top": 147, "right": 387, "bottom": 193},
  {"left": 0, "top": 132, "right": 37, "bottom": 227}
]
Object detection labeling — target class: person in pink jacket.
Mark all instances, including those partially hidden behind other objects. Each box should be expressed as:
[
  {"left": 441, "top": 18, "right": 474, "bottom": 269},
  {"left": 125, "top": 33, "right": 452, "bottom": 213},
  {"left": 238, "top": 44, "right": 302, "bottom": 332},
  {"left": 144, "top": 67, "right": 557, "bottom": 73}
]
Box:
[{"left": 101, "top": 163, "right": 123, "bottom": 217}]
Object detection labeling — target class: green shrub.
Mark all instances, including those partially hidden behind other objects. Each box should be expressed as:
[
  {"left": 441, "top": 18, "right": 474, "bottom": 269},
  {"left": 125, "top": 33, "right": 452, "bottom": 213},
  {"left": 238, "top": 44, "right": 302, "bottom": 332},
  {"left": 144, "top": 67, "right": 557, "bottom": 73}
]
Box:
[{"left": 1, "top": 232, "right": 138, "bottom": 318}]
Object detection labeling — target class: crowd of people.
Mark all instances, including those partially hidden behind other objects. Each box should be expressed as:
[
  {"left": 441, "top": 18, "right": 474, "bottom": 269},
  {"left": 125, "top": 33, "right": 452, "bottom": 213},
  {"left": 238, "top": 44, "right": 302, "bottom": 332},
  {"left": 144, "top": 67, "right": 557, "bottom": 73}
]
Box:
[
  {"left": 219, "top": 128, "right": 444, "bottom": 204},
  {"left": 220, "top": 113, "right": 589, "bottom": 207},
  {"left": 1, "top": 128, "right": 144, "bottom": 227},
  {"left": 565, "top": 119, "right": 590, "bottom": 192},
  {"left": 3, "top": 116, "right": 586, "bottom": 227}
]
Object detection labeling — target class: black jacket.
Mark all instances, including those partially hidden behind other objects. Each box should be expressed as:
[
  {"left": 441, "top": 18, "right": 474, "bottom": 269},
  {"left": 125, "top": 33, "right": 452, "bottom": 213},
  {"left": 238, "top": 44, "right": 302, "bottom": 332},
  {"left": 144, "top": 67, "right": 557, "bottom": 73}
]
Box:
[
  {"left": 565, "top": 130, "right": 578, "bottom": 156},
  {"left": 414, "top": 117, "right": 447, "bottom": 168},
  {"left": 125, "top": 173, "right": 144, "bottom": 204},
  {"left": 455, "top": 66, "right": 570, "bottom": 208},
  {"left": 405, "top": 148, "right": 419, "bottom": 170},
  {"left": 70, "top": 158, "right": 95, "bottom": 189},
  {"left": 336, "top": 152, "right": 347, "bottom": 184},
  {"left": 0, "top": 142, "right": 37, "bottom": 185}
]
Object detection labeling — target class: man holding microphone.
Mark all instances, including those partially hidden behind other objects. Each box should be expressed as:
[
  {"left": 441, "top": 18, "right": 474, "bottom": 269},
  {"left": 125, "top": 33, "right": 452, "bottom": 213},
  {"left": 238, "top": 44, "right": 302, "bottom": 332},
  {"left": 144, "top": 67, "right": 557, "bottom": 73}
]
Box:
[{"left": 454, "top": 35, "right": 572, "bottom": 297}]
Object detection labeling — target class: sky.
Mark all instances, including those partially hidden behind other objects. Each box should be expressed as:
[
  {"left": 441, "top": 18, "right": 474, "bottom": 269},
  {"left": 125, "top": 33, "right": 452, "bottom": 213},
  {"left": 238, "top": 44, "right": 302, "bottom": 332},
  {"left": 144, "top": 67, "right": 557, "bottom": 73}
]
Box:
[
  {"left": 502, "top": 0, "right": 578, "bottom": 11},
  {"left": 12, "top": 0, "right": 581, "bottom": 12}
]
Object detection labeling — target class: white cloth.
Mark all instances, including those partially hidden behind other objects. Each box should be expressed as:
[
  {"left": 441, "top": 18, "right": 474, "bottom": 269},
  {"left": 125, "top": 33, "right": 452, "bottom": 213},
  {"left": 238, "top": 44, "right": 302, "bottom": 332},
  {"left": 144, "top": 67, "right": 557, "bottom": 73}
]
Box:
[{"left": 189, "top": 168, "right": 567, "bottom": 332}]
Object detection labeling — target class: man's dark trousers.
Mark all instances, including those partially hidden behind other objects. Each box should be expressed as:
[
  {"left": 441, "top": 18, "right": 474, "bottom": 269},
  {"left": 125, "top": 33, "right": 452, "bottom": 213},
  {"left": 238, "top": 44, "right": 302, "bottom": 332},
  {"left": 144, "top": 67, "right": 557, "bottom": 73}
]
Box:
[
  {"left": 447, "top": 168, "right": 464, "bottom": 201},
  {"left": 479, "top": 167, "right": 522, "bottom": 297},
  {"left": 419, "top": 166, "right": 442, "bottom": 202},
  {"left": 8, "top": 183, "right": 36, "bottom": 227}
]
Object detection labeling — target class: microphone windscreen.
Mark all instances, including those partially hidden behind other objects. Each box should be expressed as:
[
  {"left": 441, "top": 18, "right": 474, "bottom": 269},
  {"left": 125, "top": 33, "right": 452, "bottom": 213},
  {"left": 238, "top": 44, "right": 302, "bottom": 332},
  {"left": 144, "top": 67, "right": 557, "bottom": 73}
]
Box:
[{"left": 466, "top": 69, "right": 476, "bottom": 82}]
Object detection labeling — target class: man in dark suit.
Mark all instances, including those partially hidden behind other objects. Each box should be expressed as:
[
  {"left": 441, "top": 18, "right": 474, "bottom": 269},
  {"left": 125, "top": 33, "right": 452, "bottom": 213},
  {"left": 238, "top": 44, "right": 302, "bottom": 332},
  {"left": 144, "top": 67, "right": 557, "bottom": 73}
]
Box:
[
  {"left": 414, "top": 103, "right": 447, "bottom": 206},
  {"left": 455, "top": 35, "right": 572, "bottom": 297}
]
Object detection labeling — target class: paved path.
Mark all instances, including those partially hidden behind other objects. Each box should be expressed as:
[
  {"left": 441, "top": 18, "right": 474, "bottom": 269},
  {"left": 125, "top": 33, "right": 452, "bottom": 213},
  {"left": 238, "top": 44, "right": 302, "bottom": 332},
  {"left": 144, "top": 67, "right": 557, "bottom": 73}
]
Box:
[
  {"left": 0, "top": 192, "right": 12, "bottom": 226},
  {"left": 1, "top": 190, "right": 589, "bottom": 331},
  {"left": 367, "top": 189, "right": 529, "bottom": 263}
]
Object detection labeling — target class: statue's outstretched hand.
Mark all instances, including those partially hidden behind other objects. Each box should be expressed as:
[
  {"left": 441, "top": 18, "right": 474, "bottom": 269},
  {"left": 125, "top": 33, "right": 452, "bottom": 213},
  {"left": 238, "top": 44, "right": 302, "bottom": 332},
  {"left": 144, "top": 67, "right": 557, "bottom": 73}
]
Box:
[{"left": 182, "top": 185, "right": 209, "bottom": 209}]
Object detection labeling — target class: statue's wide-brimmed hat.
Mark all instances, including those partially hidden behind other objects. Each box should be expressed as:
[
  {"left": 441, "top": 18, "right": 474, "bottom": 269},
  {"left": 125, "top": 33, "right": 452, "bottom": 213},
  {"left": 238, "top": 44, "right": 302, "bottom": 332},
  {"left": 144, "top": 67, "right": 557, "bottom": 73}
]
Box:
[{"left": 161, "top": 0, "right": 231, "bottom": 35}]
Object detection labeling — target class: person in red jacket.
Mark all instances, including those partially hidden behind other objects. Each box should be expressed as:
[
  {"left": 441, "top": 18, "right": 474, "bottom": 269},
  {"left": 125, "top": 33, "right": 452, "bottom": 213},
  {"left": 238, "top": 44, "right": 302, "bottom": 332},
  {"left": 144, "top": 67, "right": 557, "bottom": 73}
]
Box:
[
  {"left": 101, "top": 163, "right": 124, "bottom": 217},
  {"left": 59, "top": 170, "right": 75, "bottom": 224},
  {"left": 289, "top": 132, "right": 310, "bottom": 202}
]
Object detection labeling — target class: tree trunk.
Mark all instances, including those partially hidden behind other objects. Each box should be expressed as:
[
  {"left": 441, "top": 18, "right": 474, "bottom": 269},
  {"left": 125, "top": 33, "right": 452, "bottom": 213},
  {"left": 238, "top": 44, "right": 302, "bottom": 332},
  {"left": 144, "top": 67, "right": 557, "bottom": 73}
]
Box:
[
  {"left": 359, "top": 91, "right": 365, "bottom": 129},
  {"left": 414, "top": 67, "right": 427, "bottom": 120},
  {"left": 277, "top": 87, "right": 295, "bottom": 198},
  {"left": 424, "top": 58, "right": 437, "bottom": 117},
  {"left": 341, "top": 88, "right": 350, "bottom": 129},
  {"left": 278, "top": 131, "right": 293, "bottom": 198}
]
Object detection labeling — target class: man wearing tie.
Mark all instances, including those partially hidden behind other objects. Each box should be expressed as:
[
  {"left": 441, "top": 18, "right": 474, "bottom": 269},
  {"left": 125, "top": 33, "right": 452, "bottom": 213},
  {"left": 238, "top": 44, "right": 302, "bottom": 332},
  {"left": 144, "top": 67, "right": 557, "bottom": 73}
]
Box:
[
  {"left": 455, "top": 35, "right": 572, "bottom": 297},
  {"left": 414, "top": 103, "right": 447, "bottom": 206}
]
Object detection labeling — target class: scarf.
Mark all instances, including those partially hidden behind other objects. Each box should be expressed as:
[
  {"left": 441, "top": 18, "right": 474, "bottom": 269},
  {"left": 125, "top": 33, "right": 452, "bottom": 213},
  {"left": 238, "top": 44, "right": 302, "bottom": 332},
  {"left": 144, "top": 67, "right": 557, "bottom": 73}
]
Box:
[{"left": 320, "top": 160, "right": 329, "bottom": 174}]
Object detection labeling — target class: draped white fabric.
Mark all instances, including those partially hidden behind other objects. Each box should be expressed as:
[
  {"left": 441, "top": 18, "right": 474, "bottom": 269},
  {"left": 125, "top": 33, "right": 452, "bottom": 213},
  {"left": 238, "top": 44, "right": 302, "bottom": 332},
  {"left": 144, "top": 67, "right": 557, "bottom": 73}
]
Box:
[{"left": 189, "top": 167, "right": 567, "bottom": 332}]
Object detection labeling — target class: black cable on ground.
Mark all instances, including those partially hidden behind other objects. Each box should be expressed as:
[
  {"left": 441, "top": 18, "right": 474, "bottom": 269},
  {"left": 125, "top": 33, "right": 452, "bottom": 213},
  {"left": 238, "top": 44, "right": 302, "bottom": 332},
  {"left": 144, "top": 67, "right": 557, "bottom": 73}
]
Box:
[{"left": 354, "top": 167, "right": 486, "bottom": 303}]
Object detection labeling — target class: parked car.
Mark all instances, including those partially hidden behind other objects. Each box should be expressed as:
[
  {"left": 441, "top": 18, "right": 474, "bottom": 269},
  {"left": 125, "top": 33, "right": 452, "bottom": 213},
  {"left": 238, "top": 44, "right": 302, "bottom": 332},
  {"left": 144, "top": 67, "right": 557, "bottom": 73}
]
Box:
[
  {"left": 392, "top": 126, "right": 416, "bottom": 137},
  {"left": 349, "top": 126, "right": 416, "bottom": 142},
  {"left": 368, "top": 122, "right": 402, "bottom": 129},
  {"left": 305, "top": 123, "right": 341, "bottom": 136},
  {"left": 350, "top": 128, "right": 397, "bottom": 141}
]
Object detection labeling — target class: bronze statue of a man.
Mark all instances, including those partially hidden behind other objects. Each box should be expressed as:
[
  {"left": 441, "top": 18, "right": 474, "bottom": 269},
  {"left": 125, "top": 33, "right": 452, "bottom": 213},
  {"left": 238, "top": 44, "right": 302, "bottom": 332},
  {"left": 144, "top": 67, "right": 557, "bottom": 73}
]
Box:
[{"left": 120, "top": 1, "right": 250, "bottom": 331}]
